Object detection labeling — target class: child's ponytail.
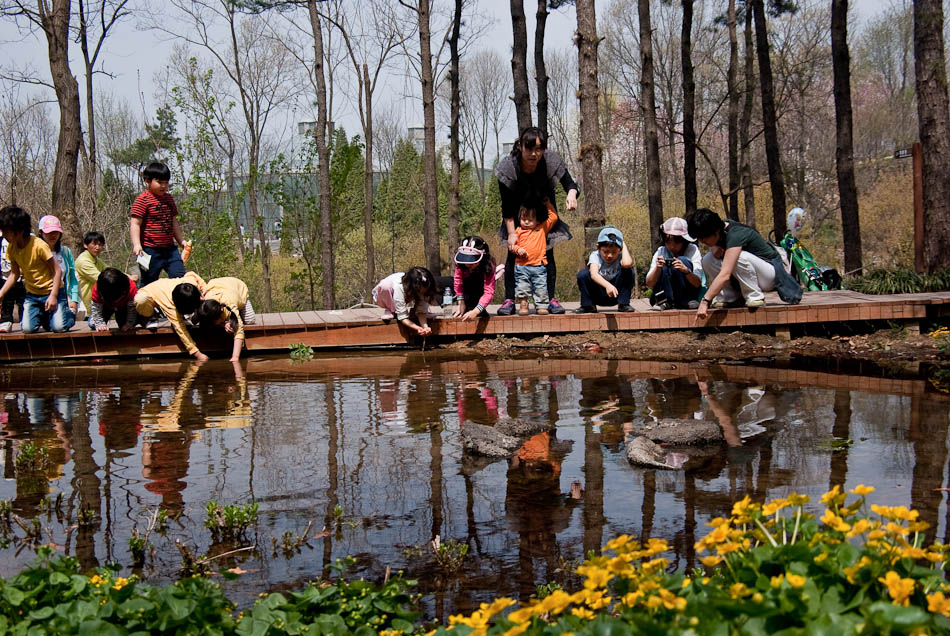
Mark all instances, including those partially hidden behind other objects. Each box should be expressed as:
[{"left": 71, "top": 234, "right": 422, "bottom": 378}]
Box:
[{"left": 403, "top": 266, "right": 437, "bottom": 305}]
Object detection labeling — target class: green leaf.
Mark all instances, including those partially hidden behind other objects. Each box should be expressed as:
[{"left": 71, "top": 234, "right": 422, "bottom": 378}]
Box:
[
  {"left": 27, "top": 606, "right": 53, "bottom": 620},
  {"left": 866, "top": 601, "right": 929, "bottom": 628},
  {"left": 820, "top": 586, "right": 846, "bottom": 615},
  {"left": 4, "top": 586, "right": 25, "bottom": 606},
  {"left": 48, "top": 572, "right": 69, "bottom": 586}
]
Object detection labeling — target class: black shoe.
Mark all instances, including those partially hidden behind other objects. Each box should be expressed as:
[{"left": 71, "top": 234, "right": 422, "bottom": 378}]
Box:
[
  {"left": 496, "top": 299, "right": 516, "bottom": 316},
  {"left": 617, "top": 304, "right": 634, "bottom": 313},
  {"left": 575, "top": 305, "right": 597, "bottom": 314}
]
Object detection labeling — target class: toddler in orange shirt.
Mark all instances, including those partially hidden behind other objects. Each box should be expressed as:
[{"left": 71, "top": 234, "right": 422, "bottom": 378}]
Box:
[{"left": 511, "top": 195, "right": 558, "bottom": 315}]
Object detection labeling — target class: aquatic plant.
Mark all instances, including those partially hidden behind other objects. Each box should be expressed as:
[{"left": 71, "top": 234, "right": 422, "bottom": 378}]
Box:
[
  {"left": 431, "top": 535, "right": 469, "bottom": 574},
  {"left": 205, "top": 500, "right": 259, "bottom": 541},
  {"left": 76, "top": 504, "right": 97, "bottom": 529},
  {"left": 13, "top": 442, "right": 49, "bottom": 473},
  {"left": 128, "top": 528, "right": 153, "bottom": 568},
  {"left": 289, "top": 343, "right": 314, "bottom": 361},
  {"left": 155, "top": 508, "right": 169, "bottom": 531}
]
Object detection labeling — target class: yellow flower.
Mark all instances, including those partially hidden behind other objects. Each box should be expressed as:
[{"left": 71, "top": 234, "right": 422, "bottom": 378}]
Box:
[
  {"left": 770, "top": 575, "right": 784, "bottom": 588},
  {"left": 814, "top": 552, "right": 829, "bottom": 564},
  {"left": 847, "top": 519, "right": 870, "bottom": 538},
  {"left": 886, "top": 522, "right": 911, "bottom": 536},
  {"left": 786, "top": 574, "right": 806, "bottom": 588},
  {"left": 850, "top": 484, "right": 875, "bottom": 496},
  {"left": 752, "top": 592, "right": 764, "bottom": 603},
  {"left": 111, "top": 577, "right": 129, "bottom": 591},
  {"left": 89, "top": 574, "right": 105, "bottom": 586},
  {"left": 879, "top": 571, "right": 915, "bottom": 606},
  {"left": 731, "top": 496, "right": 753, "bottom": 518},
  {"left": 571, "top": 607, "right": 595, "bottom": 620},
  {"left": 700, "top": 555, "right": 722, "bottom": 568},
  {"left": 762, "top": 498, "right": 789, "bottom": 517},
  {"left": 821, "top": 509, "right": 851, "bottom": 532},
  {"left": 621, "top": 590, "right": 643, "bottom": 607},
  {"left": 729, "top": 583, "right": 750, "bottom": 599},
  {"left": 716, "top": 541, "right": 743, "bottom": 556},
  {"left": 659, "top": 589, "right": 686, "bottom": 611},
  {"left": 603, "top": 535, "right": 633, "bottom": 552},
  {"left": 787, "top": 493, "right": 811, "bottom": 506},
  {"left": 645, "top": 595, "right": 664, "bottom": 610},
  {"left": 584, "top": 590, "right": 611, "bottom": 610},
  {"left": 681, "top": 577, "right": 692, "bottom": 589},
  {"left": 844, "top": 557, "right": 871, "bottom": 584},
  {"left": 577, "top": 565, "right": 611, "bottom": 591},
  {"left": 928, "top": 591, "right": 950, "bottom": 617},
  {"left": 502, "top": 623, "right": 531, "bottom": 636},
  {"left": 538, "top": 589, "right": 573, "bottom": 615},
  {"left": 820, "top": 485, "right": 846, "bottom": 506},
  {"left": 507, "top": 606, "right": 538, "bottom": 624}
]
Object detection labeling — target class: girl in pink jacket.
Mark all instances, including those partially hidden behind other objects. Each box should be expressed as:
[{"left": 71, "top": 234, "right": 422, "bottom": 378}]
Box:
[{"left": 451, "top": 236, "right": 498, "bottom": 321}]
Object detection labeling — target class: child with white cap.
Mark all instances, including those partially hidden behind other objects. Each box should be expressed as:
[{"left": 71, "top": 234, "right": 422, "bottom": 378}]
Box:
[
  {"left": 575, "top": 225, "right": 635, "bottom": 313},
  {"left": 645, "top": 217, "right": 703, "bottom": 310}
]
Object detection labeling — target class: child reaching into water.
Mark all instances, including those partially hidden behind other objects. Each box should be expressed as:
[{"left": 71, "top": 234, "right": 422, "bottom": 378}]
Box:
[
  {"left": 512, "top": 194, "right": 558, "bottom": 315},
  {"left": 452, "top": 236, "right": 497, "bottom": 321},
  {"left": 373, "top": 266, "right": 438, "bottom": 336},
  {"left": 194, "top": 277, "right": 255, "bottom": 361},
  {"left": 134, "top": 271, "right": 209, "bottom": 360},
  {"left": 89, "top": 268, "right": 138, "bottom": 331}
]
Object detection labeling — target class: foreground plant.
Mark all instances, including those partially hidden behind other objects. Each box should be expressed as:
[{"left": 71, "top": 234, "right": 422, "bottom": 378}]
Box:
[{"left": 438, "top": 485, "right": 950, "bottom": 635}]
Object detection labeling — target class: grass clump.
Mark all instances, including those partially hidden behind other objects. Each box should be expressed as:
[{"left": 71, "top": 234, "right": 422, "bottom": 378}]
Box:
[{"left": 847, "top": 268, "right": 950, "bottom": 295}]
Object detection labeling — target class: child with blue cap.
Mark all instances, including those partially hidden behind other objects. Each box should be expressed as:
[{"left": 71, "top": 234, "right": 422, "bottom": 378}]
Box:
[{"left": 575, "top": 226, "right": 635, "bottom": 313}]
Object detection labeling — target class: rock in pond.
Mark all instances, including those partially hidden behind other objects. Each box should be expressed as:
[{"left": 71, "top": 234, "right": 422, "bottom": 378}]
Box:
[
  {"left": 630, "top": 418, "right": 723, "bottom": 445},
  {"left": 461, "top": 419, "right": 553, "bottom": 458},
  {"left": 625, "top": 436, "right": 690, "bottom": 470}
]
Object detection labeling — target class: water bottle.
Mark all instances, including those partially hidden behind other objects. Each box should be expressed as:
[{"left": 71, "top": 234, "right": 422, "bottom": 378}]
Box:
[{"left": 442, "top": 286, "right": 453, "bottom": 316}]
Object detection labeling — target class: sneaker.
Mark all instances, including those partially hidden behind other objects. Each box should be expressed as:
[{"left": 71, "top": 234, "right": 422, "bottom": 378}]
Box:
[
  {"left": 536, "top": 307, "right": 549, "bottom": 315},
  {"left": 687, "top": 300, "right": 700, "bottom": 309},
  {"left": 0, "top": 321, "right": 11, "bottom": 333},
  {"left": 710, "top": 299, "right": 729, "bottom": 309},
  {"left": 617, "top": 304, "right": 634, "bottom": 313},
  {"left": 651, "top": 300, "right": 672, "bottom": 311},
  {"left": 517, "top": 302, "right": 530, "bottom": 316},
  {"left": 547, "top": 299, "right": 566, "bottom": 315},
  {"left": 745, "top": 298, "right": 766, "bottom": 308},
  {"left": 575, "top": 306, "right": 597, "bottom": 314},
  {"left": 145, "top": 317, "right": 168, "bottom": 330},
  {"left": 497, "top": 299, "right": 516, "bottom": 316}
]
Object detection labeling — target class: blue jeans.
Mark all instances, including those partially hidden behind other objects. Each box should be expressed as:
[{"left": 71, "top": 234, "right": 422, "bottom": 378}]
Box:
[
  {"left": 651, "top": 257, "right": 697, "bottom": 308},
  {"left": 22, "top": 289, "right": 75, "bottom": 333},
  {"left": 141, "top": 245, "right": 185, "bottom": 287},
  {"left": 515, "top": 264, "right": 548, "bottom": 304},
  {"left": 577, "top": 267, "right": 634, "bottom": 307}
]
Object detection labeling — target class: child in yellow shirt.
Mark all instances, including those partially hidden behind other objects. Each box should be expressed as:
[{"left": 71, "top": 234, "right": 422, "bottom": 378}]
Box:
[
  {"left": 194, "top": 277, "right": 256, "bottom": 361},
  {"left": 133, "top": 271, "right": 208, "bottom": 360}
]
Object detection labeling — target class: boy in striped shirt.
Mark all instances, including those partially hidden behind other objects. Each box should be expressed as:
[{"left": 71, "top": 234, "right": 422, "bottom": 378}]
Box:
[{"left": 130, "top": 162, "right": 186, "bottom": 287}]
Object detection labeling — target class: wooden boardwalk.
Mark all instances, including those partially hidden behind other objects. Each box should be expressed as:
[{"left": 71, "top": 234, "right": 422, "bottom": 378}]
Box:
[{"left": 1, "top": 290, "right": 949, "bottom": 362}]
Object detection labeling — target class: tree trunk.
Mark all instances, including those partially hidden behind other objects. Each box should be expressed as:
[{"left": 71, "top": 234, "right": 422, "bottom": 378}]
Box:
[
  {"left": 638, "top": 0, "right": 664, "bottom": 249},
  {"left": 740, "top": 5, "right": 755, "bottom": 227},
  {"left": 309, "top": 0, "right": 335, "bottom": 308},
  {"left": 78, "top": 0, "right": 98, "bottom": 231},
  {"left": 751, "top": 0, "right": 786, "bottom": 237},
  {"left": 726, "top": 0, "right": 740, "bottom": 220},
  {"left": 913, "top": 0, "right": 950, "bottom": 273},
  {"left": 681, "top": 0, "right": 697, "bottom": 216},
  {"left": 576, "top": 0, "right": 607, "bottom": 252},
  {"left": 418, "top": 0, "right": 442, "bottom": 276},
  {"left": 831, "top": 0, "right": 862, "bottom": 275},
  {"left": 447, "top": 0, "right": 462, "bottom": 259},
  {"left": 510, "top": 0, "right": 532, "bottom": 133},
  {"left": 40, "top": 0, "right": 82, "bottom": 251},
  {"left": 535, "top": 0, "right": 549, "bottom": 133},
  {"left": 363, "top": 64, "right": 376, "bottom": 297}
]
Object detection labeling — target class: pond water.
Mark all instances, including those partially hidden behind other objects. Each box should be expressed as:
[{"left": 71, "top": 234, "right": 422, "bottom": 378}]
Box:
[{"left": 0, "top": 354, "right": 948, "bottom": 619}]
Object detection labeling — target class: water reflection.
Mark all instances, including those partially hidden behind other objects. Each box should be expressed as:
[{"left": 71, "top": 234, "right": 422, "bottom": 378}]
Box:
[{"left": 0, "top": 356, "right": 948, "bottom": 615}]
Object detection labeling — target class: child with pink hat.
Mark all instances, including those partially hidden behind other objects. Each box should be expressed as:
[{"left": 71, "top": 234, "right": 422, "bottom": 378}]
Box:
[{"left": 644, "top": 217, "right": 704, "bottom": 310}]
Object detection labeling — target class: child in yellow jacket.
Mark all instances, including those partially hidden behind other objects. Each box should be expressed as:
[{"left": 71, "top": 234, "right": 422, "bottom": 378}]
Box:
[
  {"left": 133, "top": 271, "right": 208, "bottom": 360},
  {"left": 194, "top": 277, "right": 255, "bottom": 361}
]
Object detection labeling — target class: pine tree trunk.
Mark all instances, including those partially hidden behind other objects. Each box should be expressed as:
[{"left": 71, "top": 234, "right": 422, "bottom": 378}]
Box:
[
  {"left": 309, "top": 0, "right": 334, "bottom": 308},
  {"left": 638, "top": 0, "right": 664, "bottom": 249},
  {"left": 681, "top": 0, "right": 697, "bottom": 216},
  {"left": 363, "top": 64, "right": 376, "bottom": 297},
  {"left": 510, "top": 0, "right": 533, "bottom": 133},
  {"left": 576, "top": 0, "right": 607, "bottom": 251},
  {"left": 447, "top": 0, "right": 462, "bottom": 259},
  {"left": 535, "top": 0, "right": 549, "bottom": 133},
  {"left": 418, "top": 0, "right": 442, "bottom": 276},
  {"left": 913, "top": 0, "right": 950, "bottom": 272},
  {"left": 831, "top": 0, "right": 863, "bottom": 275},
  {"left": 740, "top": 6, "right": 756, "bottom": 227},
  {"left": 751, "top": 0, "right": 787, "bottom": 237},
  {"left": 727, "top": 0, "right": 740, "bottom": 220},
  {"left": 41, "top": 0, "right": 82, "bottom": 251}
]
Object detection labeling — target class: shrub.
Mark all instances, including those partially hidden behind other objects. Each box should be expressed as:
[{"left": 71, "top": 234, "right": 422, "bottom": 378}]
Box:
[{"left": 846, "top": 268, "right": 950, "bottom": 295}]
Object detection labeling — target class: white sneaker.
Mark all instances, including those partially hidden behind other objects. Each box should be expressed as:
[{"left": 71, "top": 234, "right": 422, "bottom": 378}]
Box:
[
  {"left": 745, "top": 298, "right": 766, "bottom": 308},
  {"left": 145, "top": 317, "right": 167, "bottom": 330},
  {"left": 0, "top": 321, "right": 11, "bottom": 333}
]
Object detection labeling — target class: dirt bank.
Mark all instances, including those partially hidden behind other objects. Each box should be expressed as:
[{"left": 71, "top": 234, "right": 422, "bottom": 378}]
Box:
[{"left": 442, "top": 327, "right": 950, "bottom": 369}]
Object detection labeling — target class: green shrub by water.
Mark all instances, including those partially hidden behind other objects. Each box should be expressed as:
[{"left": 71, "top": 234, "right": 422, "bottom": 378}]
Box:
[
  {"left": 847, "top": 268, "right": 950, "bottom": 295},
  {"left": 3, "top": 487, "right": 950, "bottom": 634}
]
